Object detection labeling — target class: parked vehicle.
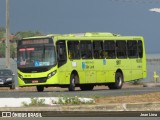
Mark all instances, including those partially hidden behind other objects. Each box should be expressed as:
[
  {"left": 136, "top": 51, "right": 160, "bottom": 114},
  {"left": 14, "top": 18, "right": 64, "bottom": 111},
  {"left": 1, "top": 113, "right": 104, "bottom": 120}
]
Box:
[{"left": 0, "top": 69, "right": 15, "bottom": 89}]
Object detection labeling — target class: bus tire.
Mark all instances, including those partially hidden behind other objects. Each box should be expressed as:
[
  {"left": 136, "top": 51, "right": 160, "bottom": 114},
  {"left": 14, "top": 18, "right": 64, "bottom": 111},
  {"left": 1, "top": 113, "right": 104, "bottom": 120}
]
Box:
[
  {"left": 68, "top": 74, "right": 77, "bottom": 91},
  {"left": 80, "top": 84, "right": 94, "bottom": 91},
  {"left": 108, "top": 72, "right": 123, "bottom": 89},
  {"left": 37, "top": 86, "right": 44, "bottom": 92}
]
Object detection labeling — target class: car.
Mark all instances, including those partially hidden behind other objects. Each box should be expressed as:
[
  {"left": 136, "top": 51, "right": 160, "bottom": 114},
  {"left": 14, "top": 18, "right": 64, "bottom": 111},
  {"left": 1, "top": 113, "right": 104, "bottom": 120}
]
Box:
[{"left": 0, "top": 69, "right": 15, "bottom": 89}]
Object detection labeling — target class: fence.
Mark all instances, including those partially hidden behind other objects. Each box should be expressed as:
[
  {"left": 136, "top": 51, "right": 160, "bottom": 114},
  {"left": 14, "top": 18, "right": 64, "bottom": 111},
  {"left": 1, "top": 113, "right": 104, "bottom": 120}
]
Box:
[{"left": 145, "top": 58, "right": 160, "bottom": 82}]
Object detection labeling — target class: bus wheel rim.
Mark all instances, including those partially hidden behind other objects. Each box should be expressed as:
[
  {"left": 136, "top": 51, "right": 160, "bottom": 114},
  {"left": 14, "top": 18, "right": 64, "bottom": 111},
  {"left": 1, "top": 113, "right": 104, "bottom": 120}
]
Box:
[
  {"left": 118, "top": 77, "right": 122, "bottom": 86},
  {"left": 71, "top": 78, "right": 75, "bottom": 87}
]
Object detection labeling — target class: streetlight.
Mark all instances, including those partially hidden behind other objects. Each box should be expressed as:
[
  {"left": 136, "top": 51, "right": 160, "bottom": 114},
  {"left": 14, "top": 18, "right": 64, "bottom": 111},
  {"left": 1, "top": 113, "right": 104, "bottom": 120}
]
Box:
[{"left": 6, "top": 0, "right": 10, "bottom": 68}]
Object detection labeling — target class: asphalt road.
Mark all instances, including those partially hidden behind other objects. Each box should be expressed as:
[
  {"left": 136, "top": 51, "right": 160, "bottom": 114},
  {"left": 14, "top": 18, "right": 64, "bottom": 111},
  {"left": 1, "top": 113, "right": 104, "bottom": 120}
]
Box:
[{"left": 0, "top": 86, "right": 160, "bottom": 98}]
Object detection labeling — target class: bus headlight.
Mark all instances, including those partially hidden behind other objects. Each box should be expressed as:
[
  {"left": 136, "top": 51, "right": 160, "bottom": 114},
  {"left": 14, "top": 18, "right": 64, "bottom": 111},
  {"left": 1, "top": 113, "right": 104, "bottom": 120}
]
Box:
[
  {"left": 48, "top": 70, "right": 57, "bottom": 79},
  {"left": 6, "top": 77, "right": 12, "bottom": 81},
  {"left": 18, "top": 73, "right": 23, "bottom": 80}
]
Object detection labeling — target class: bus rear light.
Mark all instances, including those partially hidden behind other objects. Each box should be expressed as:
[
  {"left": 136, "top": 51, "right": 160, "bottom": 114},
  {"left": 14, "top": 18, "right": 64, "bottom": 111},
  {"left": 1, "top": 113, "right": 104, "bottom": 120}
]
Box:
[{"left": 47, "top": 70, "right": 57, "bottom": 79}]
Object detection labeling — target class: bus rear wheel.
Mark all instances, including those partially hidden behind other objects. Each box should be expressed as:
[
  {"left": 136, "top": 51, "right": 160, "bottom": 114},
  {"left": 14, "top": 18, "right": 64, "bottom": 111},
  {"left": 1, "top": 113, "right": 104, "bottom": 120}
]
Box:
[
  {"left": 108, "top": 72, "right": 123, "bottom": 89},
  {"left": 36, "top": 86, "right": 44, "bottom": 92}
]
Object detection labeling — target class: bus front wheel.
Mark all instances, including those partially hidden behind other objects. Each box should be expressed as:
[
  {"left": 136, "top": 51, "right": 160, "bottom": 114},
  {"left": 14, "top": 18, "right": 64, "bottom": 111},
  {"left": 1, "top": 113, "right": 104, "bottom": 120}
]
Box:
[
  {"left": 36, "top": 86, "right": 44, "bottom": 92},
  {"left": 108, "top": 72, "right": 123, "bottom": 89},
  {"left": 68, "top": 74, "right": 77, "bottom": 91}
]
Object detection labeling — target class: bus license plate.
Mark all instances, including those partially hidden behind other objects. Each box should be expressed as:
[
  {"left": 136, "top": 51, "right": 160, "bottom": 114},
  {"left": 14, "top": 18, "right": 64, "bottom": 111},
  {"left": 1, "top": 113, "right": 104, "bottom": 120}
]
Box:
[{"left": 32, "top": 80, "right": 38, "bottom": 83}]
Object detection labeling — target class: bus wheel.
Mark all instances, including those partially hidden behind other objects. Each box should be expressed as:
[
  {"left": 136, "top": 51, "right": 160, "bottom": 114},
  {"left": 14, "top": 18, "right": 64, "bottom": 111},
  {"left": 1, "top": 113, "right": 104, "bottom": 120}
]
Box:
[
  {"left": 68, "top": 74, "right": 77, "bottom": 91},
  {"left": 36, "top": 86, "right": 44, "bottom": 92},
  {"left": 108, "top": 72, "right": 123, "bottom": 89},
  {"left": 80, "top": 84, "right": 94, "bottom": 91}
]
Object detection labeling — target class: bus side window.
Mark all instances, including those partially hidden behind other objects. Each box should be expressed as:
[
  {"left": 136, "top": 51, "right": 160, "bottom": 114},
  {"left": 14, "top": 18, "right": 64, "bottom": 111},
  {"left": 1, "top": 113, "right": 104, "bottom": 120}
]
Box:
[
  {"left": 138, "top": 40, "right": 143, "bottom": 58},
  {"left": 127, "top": 41, "right": 138, "bottom": 58},
  {"left": 80, "top": 41, "right": 93, "bottom": 59},
  {"left": 116, "top": 40, "right": 127, "bottom": 58},
  {"left": 56, "top": 40, "right": 67, "bottom": 67},
  {"left": 93, "top": 41, "right": 103, "bottom": 59},
  {"left": 104, "top": 41, "right": 116, "bottom": 59},
  {"left": 67, "top": 41, "right": 80, "bottom": 59}
]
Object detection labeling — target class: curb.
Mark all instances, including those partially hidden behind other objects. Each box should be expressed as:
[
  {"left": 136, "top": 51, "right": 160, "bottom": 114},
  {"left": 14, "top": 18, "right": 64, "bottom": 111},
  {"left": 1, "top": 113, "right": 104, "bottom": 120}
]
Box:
[
  {"left": 0, "top": 102, "right": 160, "bottom": 111},
  {"left": 143, "top": 82, "right": 160, "bottom": 87},
  {"left": 0, "top": 97, "right": 94, "bottom": 107}
]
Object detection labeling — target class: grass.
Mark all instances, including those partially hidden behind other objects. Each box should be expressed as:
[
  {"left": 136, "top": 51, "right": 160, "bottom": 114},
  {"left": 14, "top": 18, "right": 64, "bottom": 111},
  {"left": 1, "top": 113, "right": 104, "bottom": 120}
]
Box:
[
  {"left": 22, "top": 98, "right": 46, "bottom": 107},
  {"left": 53, "top": 96, "right": 95, "bottom": 105},
  {"left": 22, "top": 96, "right": 95, "bottom": 107}
]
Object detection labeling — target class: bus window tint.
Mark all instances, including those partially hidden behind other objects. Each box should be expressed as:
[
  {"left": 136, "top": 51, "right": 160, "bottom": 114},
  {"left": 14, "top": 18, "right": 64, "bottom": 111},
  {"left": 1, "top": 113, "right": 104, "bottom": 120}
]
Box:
[
  {"left": 116, "top": 41, "right": 127, "bottom": 58},
  {"left": 80, "top": 41, "right": 93, "bottom": 59},
  {"left": 104, "top": 41, "right": 116, "bottom": 59},
  {"left": 138, "top": 40, "right": 143, "bottom": 58},
  {"left": 93, "top": 41, "right": 103, "bottom": 59},
  {"left": 127, "top": 41, "right": 138, "bottom": 58},
  {"left": 67, "top": 41, "right": 80, "bottom": 59}
]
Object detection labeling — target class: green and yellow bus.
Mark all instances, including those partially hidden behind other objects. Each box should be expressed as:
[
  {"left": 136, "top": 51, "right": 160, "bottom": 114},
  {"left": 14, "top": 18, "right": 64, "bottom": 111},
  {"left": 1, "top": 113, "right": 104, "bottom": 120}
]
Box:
[{"left": 17, "top": 32, "right": 146, "bottom": 92}]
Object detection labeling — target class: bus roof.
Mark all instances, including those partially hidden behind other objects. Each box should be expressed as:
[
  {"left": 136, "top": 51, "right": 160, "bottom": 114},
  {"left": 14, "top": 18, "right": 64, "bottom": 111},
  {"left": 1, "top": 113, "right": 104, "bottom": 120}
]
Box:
[
  {"left": 48, "top": 32, "right": 121, "bottom": 37},
  {"left": 22, "top": 32, "right": 143, "bottom": 40}
]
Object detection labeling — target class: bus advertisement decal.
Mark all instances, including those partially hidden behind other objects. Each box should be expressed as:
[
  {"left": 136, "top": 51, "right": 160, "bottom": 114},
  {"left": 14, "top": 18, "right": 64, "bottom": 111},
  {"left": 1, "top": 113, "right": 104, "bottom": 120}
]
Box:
[
  {"left": 82, "top": 62, "right": 86, "bottom": 70},
  {"left": 103, "top": 59, "right": 106, "bottom": 65}
]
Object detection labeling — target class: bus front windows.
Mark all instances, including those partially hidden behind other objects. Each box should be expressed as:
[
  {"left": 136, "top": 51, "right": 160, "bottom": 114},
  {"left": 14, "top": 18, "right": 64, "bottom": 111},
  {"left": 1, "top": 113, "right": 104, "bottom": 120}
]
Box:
[{"left": 18, "top": 45, "right": 56, "bottom": 68}]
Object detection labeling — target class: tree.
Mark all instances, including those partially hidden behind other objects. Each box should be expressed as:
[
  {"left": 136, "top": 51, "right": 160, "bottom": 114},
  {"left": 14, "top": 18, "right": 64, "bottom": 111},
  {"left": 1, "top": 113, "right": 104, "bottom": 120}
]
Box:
[
  {"left": 0, "top": 43, "right": 5, "bottom": 57},
  {"left": 0, "top": 28, "right": 44, "bottom": 58},
  {"left": 15, "top": 31, "right": 43, "bottom": 40},
  {"left": 0, "top": 27, "right": 5, "bottom": 39}
]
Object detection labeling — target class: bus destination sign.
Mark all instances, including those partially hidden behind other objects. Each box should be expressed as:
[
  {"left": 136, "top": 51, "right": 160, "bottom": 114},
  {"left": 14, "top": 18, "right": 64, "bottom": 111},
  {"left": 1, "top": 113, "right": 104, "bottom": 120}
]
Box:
[{"left": 22, "top": 39, "right": 49, "bottom": 45}]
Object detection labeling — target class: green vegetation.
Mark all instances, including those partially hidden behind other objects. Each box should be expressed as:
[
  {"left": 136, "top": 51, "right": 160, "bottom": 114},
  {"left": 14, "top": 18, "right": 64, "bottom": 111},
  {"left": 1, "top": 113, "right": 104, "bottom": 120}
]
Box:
[
  {"left": 0, "top": 26, "right": 44, "bottom": 58},
  {"left": 21, "top": 96, "right": 95, "bottom": 107},
  {"left": 15, "top": 31, "right": 43, "bottom": 40},
  {"left": 0, "top": 27, "right": 5, "bottom": 39},
  {"left": 53, "top": 96, "right": 95, "bottom": 105},
  {"left": 22, "top": 98, "right": 46, "bottom": 107}
]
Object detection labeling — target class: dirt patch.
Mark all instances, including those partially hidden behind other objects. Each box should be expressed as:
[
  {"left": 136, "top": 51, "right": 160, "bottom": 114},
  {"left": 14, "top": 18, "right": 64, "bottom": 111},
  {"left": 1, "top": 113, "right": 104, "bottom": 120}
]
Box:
[{"left": 95, "top": 92, "right": 160, "bottom": 104}]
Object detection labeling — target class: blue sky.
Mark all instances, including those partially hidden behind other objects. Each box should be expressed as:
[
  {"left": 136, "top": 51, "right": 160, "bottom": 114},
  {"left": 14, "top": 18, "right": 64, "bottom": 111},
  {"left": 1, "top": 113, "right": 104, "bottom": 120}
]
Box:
[{"left": 0, "top": 0, "right": 160, "bottom": 53}]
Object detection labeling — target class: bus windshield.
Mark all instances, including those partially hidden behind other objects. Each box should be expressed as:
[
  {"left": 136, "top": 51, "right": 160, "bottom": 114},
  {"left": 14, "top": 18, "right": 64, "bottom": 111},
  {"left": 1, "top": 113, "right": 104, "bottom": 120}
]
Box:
[{"left": 17, "top": 45, "right": 56, "bottom": 68}]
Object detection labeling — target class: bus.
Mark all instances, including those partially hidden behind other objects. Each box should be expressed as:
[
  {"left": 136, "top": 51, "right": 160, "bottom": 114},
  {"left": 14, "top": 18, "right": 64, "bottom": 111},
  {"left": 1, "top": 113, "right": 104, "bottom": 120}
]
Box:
[{"left": 17, "top": 32, "right": 147, "bottom": 92}]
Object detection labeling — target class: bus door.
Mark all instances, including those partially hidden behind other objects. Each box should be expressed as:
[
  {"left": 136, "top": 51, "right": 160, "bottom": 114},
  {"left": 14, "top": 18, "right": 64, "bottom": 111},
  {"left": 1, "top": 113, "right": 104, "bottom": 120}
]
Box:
[
  {"left": 127, "top": 40, "right": 143, "bottom": 80},
  {"left": 104, "top": 40, "right": 117, "bottom": 83},
  {"left": 129, "top": 40, "right": 143, "bottom": 80},
  {"left": 81, "top": 41, "right": 96, "bottom": 83},
  {"left": 93, "top": 41, "right": 105, "bottom": 83},
  {"left": 56, "top": 40, "right": 68, "bottom": 84},
  {"left": 116, "top": 40, "right": 131, "bottom": 81}
]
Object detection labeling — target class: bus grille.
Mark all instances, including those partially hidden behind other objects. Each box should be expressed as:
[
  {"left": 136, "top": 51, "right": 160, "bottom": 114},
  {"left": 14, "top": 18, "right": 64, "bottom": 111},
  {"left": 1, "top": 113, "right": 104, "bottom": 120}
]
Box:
[{"left": 23, "top": 77, "right": 47, "bottom": 84}]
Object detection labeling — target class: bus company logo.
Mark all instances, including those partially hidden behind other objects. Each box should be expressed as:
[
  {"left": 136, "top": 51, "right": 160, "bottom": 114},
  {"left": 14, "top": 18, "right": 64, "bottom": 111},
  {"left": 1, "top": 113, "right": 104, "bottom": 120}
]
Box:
[{"left": 2, "top": 112, "right": 11, "bottom": 117}]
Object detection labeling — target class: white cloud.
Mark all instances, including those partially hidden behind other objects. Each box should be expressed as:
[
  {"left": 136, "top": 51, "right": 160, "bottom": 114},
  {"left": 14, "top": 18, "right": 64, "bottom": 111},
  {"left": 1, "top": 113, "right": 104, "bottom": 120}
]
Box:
[{"left": 149, "top": 8, "right": 160, "bottom": 13}]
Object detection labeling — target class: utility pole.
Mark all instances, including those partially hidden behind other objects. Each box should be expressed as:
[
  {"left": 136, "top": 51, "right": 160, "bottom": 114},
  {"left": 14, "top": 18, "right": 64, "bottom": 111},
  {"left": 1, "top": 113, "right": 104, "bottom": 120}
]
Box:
[{"left": 6, "top": 0, "right": 10, "bottom": 68}]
